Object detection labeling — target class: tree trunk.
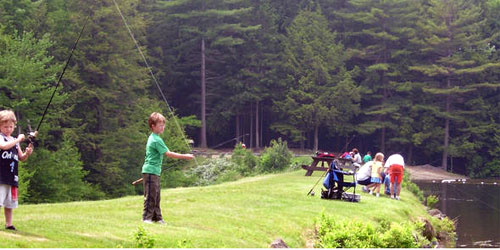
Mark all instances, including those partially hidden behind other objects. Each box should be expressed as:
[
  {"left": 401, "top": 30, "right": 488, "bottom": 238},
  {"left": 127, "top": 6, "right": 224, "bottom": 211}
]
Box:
[
  {"left": 314, "top": 125, "right": 319, "bottom": 152},
  {"left": 200, "top": 38, "right": 207, "bottom": 148},
  {"left": 236, "top": 112, "right": 240, "bottom": 143},
  {"left": 380, "top": 70, "right": 387, "bottom": 153},
  {"left": 260, "top": 103, "right": 263, "bottom": 147},
  {"left": 250, "top": 103, "right": 254, "bottom": 148},
  {"left": 441, "top": 77, "right": 451, "bottom": 170},
  {"left": 442, "top": 97, "right": 450, "bottom": 170},
  {"left": 300, "top": 132, "right": 305, "bottom": 150},
  {"left": 255, "top": 100, "right": 260, "bottom": 148}
]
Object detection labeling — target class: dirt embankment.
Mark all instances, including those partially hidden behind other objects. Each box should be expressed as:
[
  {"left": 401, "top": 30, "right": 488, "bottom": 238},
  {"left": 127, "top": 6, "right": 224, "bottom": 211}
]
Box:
[{"left": 406, "top": 164, "right": 467, "bottom": 181}]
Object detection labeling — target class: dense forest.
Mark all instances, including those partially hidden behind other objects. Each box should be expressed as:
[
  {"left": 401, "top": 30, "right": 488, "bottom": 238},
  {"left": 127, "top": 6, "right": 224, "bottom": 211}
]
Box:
[{"left": 1, "top": 0, "right": 500, "bottom": 202}]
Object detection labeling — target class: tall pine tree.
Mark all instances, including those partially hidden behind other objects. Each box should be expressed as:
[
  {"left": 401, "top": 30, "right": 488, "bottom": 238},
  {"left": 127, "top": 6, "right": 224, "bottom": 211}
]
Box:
[
  {"left": 409, "top": 0, "right": 500, "bottom": 169},
  {"left": 156, "top": 0, "right": 259, "bottom": 148},
  {"left": 278, "top": 5, "right": 359, "bottom": 151}
]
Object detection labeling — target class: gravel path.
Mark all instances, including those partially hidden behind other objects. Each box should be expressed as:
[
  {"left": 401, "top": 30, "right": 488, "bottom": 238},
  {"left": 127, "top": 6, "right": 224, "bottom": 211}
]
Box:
[{"left": 406, "top": 164, "right": 467, "bottom": 181}]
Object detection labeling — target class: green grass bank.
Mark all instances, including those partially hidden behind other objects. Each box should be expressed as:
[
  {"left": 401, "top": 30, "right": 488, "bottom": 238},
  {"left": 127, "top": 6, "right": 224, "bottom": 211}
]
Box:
[{"left": 1, "top": 170, "right": 433, "bottom": 248}]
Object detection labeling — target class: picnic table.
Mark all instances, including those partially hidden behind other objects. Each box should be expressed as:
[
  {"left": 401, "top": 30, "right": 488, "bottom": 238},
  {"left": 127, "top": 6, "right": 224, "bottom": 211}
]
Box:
[
  {"left": 301, "top": 156, "right": 334, "bottom": 176},
  {"left": 301, "top": 156, "right": 355, "bottom": 176}
]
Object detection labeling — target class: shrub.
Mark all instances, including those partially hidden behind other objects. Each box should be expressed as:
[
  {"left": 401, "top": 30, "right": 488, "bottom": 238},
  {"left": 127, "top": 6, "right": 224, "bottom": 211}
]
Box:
[
  {"left": 430, "top": 216, "right": 456, "bottom": 236},
  {"left": 426, "top": 194, "right": 439, "bottom": 209},
  {"left": 162, "top": 169, "right": 198, "bottom": 188},
  {"left": 186, "top": 158, "right": 239, "bottom": 186},
  {"left": 380, "top": 222, "right": 420, "bottom": 248},
  {"left": 231, "top": 142, "right": 258, "bottom": 176},
  {"left": 402, "top": 172, "right": 425, "bottom": 202},
  {"left": 317, "top": 213, "right": 429, "bottom": 248},
  {"left": 259, "top": 138, "right": 293, "bottom": 173},
  {"left": 134, "top": 226, "right": 155, "bottom": 248}
]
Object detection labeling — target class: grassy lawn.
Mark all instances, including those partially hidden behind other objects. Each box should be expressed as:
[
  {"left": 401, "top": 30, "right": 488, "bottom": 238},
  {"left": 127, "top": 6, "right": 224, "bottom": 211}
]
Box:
[{"left": 0, "top": 170, "right": 429, "bottom": 248}]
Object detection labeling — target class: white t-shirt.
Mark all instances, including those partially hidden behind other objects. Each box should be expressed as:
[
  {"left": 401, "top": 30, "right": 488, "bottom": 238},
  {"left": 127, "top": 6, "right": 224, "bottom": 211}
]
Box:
[
  {"left": 353, "top": 153, "right": 362, "bottom": 164},
  {"left": 384, "top": 154, "right": 405, "bottom": 169},
  {"left": 356, "top": 161, "right": 373, "bottom": 181}
]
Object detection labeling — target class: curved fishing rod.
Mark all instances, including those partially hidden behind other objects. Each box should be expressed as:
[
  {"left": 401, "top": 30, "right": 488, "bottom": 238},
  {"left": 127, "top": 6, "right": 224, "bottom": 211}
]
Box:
[
  {"left": 112, "top": 0, "right": 199, "bottom": 166},
  {"left": 36, "top": 14, "right": 91, "bottom": 133},
  {"left": 340, "top": 135, "right": 356, "bottom": 153},
  {"left": 211, "top": 134, "right": 250, "bottom": 149}
]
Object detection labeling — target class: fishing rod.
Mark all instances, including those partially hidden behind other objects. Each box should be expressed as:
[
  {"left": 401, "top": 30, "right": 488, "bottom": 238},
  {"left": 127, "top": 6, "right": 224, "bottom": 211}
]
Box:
[
  {"left": 35, "top": 14, "right": 91, "bottom": 134},
  {"left": 211, "top": 134, "right": 250, "bottom": 149},
  {"left": 307, "top": 169, "right": 328, "bottom": 196},
  {"left": 340, "top": 135, "right": 356, "bottom": 153}
]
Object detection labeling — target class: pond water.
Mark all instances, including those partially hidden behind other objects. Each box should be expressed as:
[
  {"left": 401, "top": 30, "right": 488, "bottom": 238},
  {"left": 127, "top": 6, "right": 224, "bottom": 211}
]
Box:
[{"left": 414, "top": 180, "right": 500, "bottom": 248}]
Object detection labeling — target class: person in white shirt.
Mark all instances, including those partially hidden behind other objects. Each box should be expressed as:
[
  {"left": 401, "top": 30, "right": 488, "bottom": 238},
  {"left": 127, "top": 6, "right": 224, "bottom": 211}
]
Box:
[
  {"left": 384, "top": 154, "right": 405, "bottom": 200},
  {"left": 352, "top": 148, "right": 363, "bottom": 167}
]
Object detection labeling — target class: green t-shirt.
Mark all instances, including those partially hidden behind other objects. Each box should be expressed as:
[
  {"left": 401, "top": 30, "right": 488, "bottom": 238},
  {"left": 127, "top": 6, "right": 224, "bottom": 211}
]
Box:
[
  {"left": 363, "top": 154, "right": 372, "bottom": 163},
  {"left": 142, "top": 133, "right": 169, "bottom": 176}
]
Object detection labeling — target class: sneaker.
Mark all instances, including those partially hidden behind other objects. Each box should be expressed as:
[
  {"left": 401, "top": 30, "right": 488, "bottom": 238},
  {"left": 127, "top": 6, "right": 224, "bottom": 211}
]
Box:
[
  {"left": 156, "top": 220, "right": 166, "bottom": 224},
  {"left": 376, "top": 193, "right": 380, "bottom": 197},
  {"left": 143, "top": 219, "right": 153, "bottom": 224},
  {"left": 369, "top": 190, "right": 373, "bottom": 195},
  {"left": 362, "top": 186, "right": 369, "bottom": 193},
  {"left": 396, "top": 196, "right": 400, "bottom": 200},
  {"left": 5, "top": 225, "right": 16, "bottom": 231}
]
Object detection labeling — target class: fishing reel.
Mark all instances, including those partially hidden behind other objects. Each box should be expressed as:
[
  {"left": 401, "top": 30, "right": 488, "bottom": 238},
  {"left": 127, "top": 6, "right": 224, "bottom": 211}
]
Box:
[
  {"left": 24, "top": 120, "right": 37, "bottom": 145},
  {"left": 27, "top": 131, "right": 37, "bottom": 144}
]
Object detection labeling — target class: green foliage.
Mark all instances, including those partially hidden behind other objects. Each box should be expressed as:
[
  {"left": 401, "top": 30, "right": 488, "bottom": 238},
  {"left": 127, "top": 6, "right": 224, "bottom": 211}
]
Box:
[
  {"left": 186, "top": 158, "right": 240, "bottom": 186},
  {"left": 134, "top": 226, "right": 155, "bottom": 248},
  {"left": 23, "top": 134, "right": 105, "bottom": 203},
  {"left": 317, "top": 213, "right": 428, "bottom": 248},
  {"left": 162, "top": 169, "right": 197, "bottom": 189},
  {"left": 2, "top": 0, "right": 500, "bottom": 205},
  {"left": 426, "top": 194, "right": 439, "bottom": 209},
  {"left": 402, "top": 172, "right": 425, "bottom": 202},
  {"left": 231, "top": 142, "right": 258, "bottom": 176},
  {"left": 467, "top": 158, "right": 500, "bottom": 178},
  {"left": 0, "top": 0, "right": 35, "bottom": 35},
  {"left": 276, "top": 7, "right": 358, "bottom": 149},
  {"left": 429, "top": 216, "right": 457, "bottom": 247},
  {"left": 259, "top": 138, "right": 293, "bottom": 172},
  {"left": 17, "top": 162, "right": 33, "bottom": 203},
  {"left": 176, "top": 239, "right": 192, "bottom": 248},
  {"left": 431, "top": 216, "right": 456, "bottom": 237}
]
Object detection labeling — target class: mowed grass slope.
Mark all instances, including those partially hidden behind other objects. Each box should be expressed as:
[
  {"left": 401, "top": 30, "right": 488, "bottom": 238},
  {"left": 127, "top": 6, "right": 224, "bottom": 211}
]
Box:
[{"left": 0, "top": 170, "right": 429, "bottom": 248}]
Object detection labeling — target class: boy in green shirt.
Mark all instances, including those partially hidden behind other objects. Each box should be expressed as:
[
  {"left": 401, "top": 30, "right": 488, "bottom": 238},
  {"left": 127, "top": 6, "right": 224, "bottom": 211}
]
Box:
[
  {"left": 142, "top": 112, "right": 194, "bottom": 224},
  {"left": 363, "top": 151, "right": 372, "bottom": 163}
]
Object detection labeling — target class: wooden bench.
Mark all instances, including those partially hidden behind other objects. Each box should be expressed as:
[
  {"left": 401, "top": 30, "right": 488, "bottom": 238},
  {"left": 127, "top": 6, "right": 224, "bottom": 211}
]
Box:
[{"left": 301, "top": 156, "right": 335, "bottom": 176}]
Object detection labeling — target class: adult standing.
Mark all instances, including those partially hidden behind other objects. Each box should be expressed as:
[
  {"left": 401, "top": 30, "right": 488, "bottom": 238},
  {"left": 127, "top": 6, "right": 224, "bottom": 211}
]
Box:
[{"left": 384, "top": 154, "right": 405, "bottom": 200}]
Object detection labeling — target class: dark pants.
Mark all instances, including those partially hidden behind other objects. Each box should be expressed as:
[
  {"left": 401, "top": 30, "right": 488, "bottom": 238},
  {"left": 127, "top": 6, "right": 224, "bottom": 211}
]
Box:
[
  {"left": 142, "top": 173, "right": 163, "bottom": 221},
  {"left": 381, "top": 172, "right": 395, "bottom": 194}
]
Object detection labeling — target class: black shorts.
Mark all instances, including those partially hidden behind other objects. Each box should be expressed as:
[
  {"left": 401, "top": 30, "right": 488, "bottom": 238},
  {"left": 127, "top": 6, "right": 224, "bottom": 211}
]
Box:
[{"left": 358, "top": 178, "right": 372, "bottom": 185}]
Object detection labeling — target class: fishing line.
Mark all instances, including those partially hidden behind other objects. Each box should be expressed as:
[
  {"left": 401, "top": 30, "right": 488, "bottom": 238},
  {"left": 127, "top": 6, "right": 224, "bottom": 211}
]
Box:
[
  {"left": 36, "top": 14, "right": 91, "bottom": 132},
  {"left": 443, "top": 182, "right": 500, "bottom": 213},
  {"left": 112, "top": 0, "right": 199, "bottom": 165}
]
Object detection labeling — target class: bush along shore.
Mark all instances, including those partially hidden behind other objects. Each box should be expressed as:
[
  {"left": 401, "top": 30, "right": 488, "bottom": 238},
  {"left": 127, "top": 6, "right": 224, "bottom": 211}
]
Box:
[{"left": 315, "top": 172, "right": 456, "bottom": 248}]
